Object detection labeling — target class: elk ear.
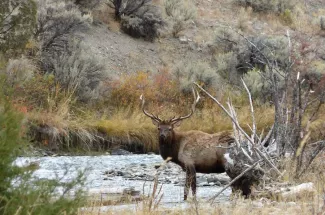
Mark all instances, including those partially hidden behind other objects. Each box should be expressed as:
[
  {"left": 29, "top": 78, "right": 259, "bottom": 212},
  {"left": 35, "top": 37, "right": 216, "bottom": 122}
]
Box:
[
  {"left": 173, "top": 121, "right": 182, "bottom": 127},
  {"left": 151, "top": 119, "right": 159, "bottom": 126}
]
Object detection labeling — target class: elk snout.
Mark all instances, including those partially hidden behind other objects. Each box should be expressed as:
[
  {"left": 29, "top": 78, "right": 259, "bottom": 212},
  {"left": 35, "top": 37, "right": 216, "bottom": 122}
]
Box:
[{"left": 159, "top": 133, "right": 167, "bottom": 140}]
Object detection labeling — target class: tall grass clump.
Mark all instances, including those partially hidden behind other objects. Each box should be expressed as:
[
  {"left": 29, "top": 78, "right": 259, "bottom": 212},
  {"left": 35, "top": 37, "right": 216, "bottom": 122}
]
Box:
[{"left": 0, "top": 78, "right": 86, "bottom": 215}]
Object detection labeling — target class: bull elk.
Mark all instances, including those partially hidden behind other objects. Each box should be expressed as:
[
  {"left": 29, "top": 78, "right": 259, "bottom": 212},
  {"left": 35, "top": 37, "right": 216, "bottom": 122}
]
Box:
[{"left": 140, "top": 88, "right": 234, "bottom": 200}]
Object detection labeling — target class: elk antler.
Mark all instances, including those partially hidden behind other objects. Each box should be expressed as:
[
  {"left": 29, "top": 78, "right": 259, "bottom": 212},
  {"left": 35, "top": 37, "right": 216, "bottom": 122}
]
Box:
[
  {"left": 170, "top": 87, "right": 200, "bottom": 124},
  {"left": 140, "top": 95, "right": 161, "bottom": 123}
]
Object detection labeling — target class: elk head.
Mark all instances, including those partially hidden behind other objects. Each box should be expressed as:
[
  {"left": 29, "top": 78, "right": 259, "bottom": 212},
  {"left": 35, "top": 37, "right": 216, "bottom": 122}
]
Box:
[{"left": 140, "top": 88, "right": 200, "bottom": 144}]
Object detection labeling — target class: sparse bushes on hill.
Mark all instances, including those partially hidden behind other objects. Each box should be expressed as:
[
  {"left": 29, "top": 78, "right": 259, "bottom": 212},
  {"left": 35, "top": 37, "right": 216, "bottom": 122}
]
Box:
[
  {"left": 235, "top": 0, "right": 296, "bottom": 13},
  {"left": 164, "top": 0, "right": 196, "bottom": 37},
  {"left": 120, "top": 5, "right": 165, "bottom": 41},
  {"left": 109, "top": 0, "right": 165, "bottom": 41},
  {"left": 36, "top": 0, "right": 106, "bottom": 102},
  {"left": 109, "top": 0, "right": 151, "bottom": 19},
  {"left": 250, "top": 35, "right": 290, "bottom": 68},
  {"left": 36, "top": 0, "right": 90, "bottom": 61},
  {"left": 0, "top": 0, "right": 37, "bottom": 55},
  {"left": 74, "top": 0, "right": 102, "bottom": 10},
  {"left": 173, "top": 61, "right": 221, "bottom": 94},
  {"left": 214, "top": 52, "right": 238, "bottom": 82},
  {"left": 214, "top": 26, "right": 289, "bottom": 79},
  {"left": 50, "top": 42, "right": 105, "bottom": 102},
  {"left": 243, "top": 67, "right": 285, "bottom": 102}
]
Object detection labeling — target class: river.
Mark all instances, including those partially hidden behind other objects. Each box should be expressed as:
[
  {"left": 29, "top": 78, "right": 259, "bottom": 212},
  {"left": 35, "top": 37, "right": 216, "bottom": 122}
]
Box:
[{"left": 15, "top": 154, "right": 231, "bottom": 209}]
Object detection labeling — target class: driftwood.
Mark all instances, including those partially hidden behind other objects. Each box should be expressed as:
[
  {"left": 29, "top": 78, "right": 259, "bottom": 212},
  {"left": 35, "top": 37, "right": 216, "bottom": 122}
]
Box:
[{"left": 253, "top": 182, "right": 315, "bottom": 201}]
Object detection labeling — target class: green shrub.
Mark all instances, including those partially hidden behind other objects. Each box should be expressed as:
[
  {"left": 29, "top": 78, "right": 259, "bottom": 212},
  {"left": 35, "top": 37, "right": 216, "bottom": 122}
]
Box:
[
  {"left": 173, "top": 61, "right": 221, "bottom": 93},
  {"left": 74, "top": 0, "right": 101, "bottom": 10},
  {"left": 214, "top": 26, "right": 289, "bottom": 80},
  {"left": 243, "top": 67, "right": 285, "bottom": 102},
  {"left": 37, "top": 0, "right": 91, "bottom": 70},
  {"left": 235, "top": 0, "right": 296, "bottom": 13},
  {"left": 0, "top": 78, "right": 86, "bottom": 215},
  {"left": 164, "top": 0, "right": 196, "bottom": 37},
  {"left": 280, "top": 9, "right": 294, "bottom": 25},
  {"left": 36, "top": 0, "right": 106, "bottom": 102},
  {"left": 4, "top": 57, "right": 35, "bottom": 87},
  {"left": 109, "top": 0, "right": 151, "bottom": 19},
  {"left": 109, "top": 0, "right": 165, "bottom": 41},
  {"left": 215, "top": 52, "right": 238, "bottom": 82},
  {"left": 120, "top": 5, "right": 165, "bottom": 41},
  {"left": 50, "top": 42, "right": 105, "bottom": 102}
]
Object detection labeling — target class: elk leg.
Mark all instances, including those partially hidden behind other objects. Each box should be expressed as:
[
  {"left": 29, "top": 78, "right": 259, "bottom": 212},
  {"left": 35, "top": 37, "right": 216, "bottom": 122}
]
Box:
[
  {"left": 189, "top": 166, "right": 197, "bottom": 199},
  {"left": 184, "top": 167, "right": 191, "bottom": 201},
  {"left": 184, "top": 165, "right": 196, "bottom": 200}
]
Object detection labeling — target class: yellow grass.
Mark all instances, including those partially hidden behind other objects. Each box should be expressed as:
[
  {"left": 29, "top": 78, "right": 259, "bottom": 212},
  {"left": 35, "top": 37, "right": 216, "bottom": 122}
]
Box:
[{"left": 91, "top": 108, "right": 158, "bottom": 152}]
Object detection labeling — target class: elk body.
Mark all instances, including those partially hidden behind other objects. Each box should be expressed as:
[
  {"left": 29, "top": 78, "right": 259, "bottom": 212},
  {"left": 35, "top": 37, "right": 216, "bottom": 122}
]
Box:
[{"left": 140, "top": 89, "right": 234, "bottom": 200}]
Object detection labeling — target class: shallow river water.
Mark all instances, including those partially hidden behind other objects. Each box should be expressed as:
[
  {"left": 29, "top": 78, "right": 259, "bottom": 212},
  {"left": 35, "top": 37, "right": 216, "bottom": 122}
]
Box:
[{"left": 15, "top": 154, "right": 231, "bottom": 209}]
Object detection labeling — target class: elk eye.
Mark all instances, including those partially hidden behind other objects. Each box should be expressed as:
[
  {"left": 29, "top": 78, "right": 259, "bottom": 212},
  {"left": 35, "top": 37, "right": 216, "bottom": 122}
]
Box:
[{"left": 169, "top": 128, "right": 172, "bottom": 131}]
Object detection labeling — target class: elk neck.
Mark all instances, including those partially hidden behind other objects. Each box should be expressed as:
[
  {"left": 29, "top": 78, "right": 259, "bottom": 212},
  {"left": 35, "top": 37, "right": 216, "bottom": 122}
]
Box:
[{"left": 158, "top": 130, "right": 182, "bottom": 163}]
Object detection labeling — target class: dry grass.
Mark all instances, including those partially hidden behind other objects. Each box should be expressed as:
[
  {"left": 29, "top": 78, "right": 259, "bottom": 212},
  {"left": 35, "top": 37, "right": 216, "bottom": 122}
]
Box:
[
  {"left": 79, "top": 191, "right": 324, "bottom": 215},
  {"left": 92, "top": 4, "right": 120, "bottom": 32},
  {"left": 91, "top": 108, "right": 158, "bottom": 152}
]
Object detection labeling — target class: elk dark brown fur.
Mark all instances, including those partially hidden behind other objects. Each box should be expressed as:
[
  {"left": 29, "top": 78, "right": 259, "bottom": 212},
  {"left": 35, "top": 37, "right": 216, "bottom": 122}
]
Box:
[{"left": 140, "top": 89, "right": 234, "bottom": 200}]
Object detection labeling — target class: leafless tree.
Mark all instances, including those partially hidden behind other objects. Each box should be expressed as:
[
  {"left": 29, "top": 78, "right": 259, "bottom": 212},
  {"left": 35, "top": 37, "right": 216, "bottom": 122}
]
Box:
[{"left": 197, "top": 26, "right": 325, "bottom": 200}]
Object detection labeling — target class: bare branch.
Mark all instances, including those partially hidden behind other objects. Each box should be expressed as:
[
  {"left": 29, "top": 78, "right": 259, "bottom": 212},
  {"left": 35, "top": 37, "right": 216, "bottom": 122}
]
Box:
[{"left": 241, "top": 78, "right": 256, "bottom": 142}]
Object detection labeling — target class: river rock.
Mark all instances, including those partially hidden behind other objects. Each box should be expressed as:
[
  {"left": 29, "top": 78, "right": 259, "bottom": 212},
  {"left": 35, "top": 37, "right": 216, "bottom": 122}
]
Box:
[
  {"left": 147, "top": 152, "right": 156, "bottom": 155},
  {"left": 102, "top": 159, "right": 231, "bottom": 189},
  {"left": 154, "top": 163, "right": 161, "bottom": 169},
  {"left": 111, "top": 149, "right": 132, "bottom": 155},
  {"left": 123, "top": 187, "right": 140, "bottom": 196},
  {"left": 207, "top": 174, "right": 229, "bottom": 185}
]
